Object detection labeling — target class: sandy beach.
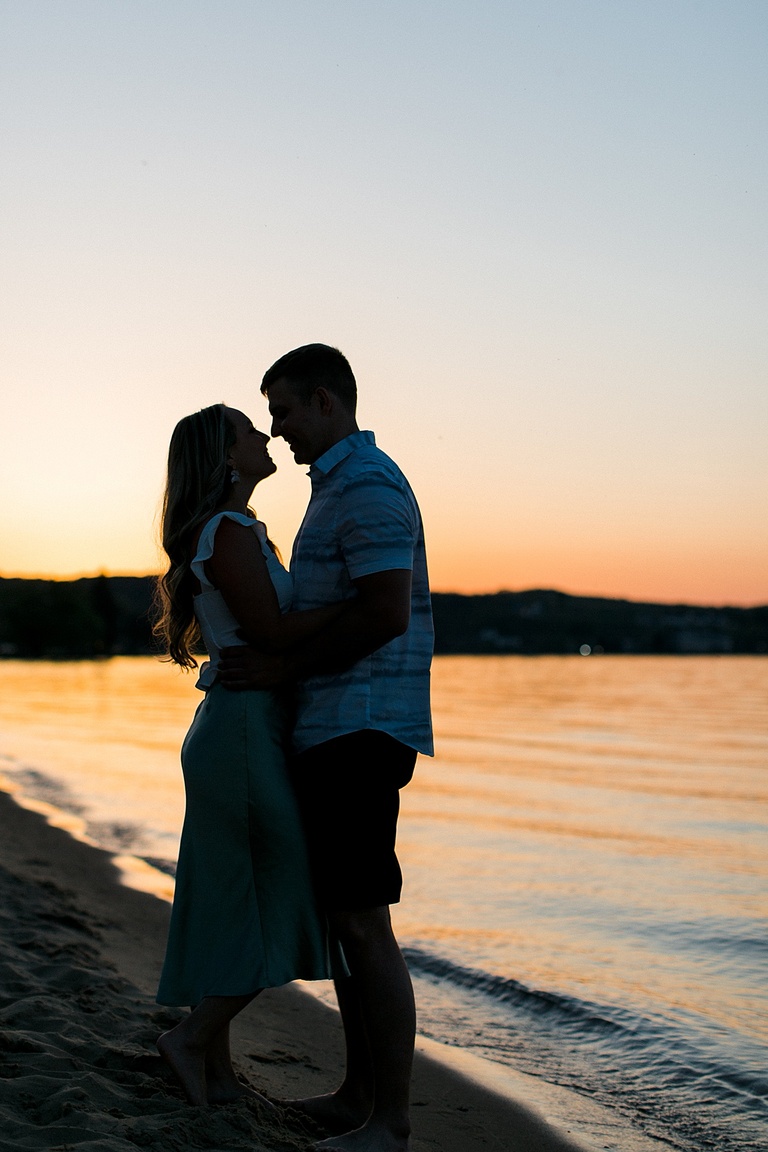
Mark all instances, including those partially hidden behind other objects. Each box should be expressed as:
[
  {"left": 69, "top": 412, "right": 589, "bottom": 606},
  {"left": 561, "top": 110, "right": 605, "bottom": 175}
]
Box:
[{"left": 0, "top": 784, "right": 670, "bottom": 1152}]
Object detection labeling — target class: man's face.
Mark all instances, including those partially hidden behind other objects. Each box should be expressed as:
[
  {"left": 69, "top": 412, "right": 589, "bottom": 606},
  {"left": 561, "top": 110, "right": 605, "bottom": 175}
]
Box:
[{"left": 266, "top": 377, "right": 326, "bottom": 465}]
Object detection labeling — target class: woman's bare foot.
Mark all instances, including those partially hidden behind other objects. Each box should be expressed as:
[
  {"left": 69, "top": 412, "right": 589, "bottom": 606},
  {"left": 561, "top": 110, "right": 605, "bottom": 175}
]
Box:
[
  {"left": 206, "top": 1074, "right": 249, "bottom": 1105},
  {"left": 202, "top": 1017, "right": 277, "bottom": 1107},
  {"left": 205, "top": 1048, "right": 245, "bottom": 1105},
  {"left": 157, "top": 1027, "right": 208, "bottom": 1107},
  {"left": 281, "top": 1091, "right": 369, "bottom": 1135},
  {"left": 207, "top": 1075, "right": 277, "bottom": 1109}
]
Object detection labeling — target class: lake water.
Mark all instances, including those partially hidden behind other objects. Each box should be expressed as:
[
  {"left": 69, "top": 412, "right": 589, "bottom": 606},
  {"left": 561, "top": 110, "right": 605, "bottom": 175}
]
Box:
[{"left": 0, "top": 655, "right": 766, "bottom": 1151}]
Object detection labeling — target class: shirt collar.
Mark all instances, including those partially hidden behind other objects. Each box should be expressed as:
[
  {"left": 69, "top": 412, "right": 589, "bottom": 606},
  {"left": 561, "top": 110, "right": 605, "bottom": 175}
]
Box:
[{"left": 309, "top": 430, "right": 376, "bottom": 478}]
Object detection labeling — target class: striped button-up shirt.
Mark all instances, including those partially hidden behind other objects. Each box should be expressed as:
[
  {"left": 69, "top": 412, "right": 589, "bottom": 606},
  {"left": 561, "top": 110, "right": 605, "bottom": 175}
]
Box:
[{"left": 290, "top": 430, "right": 434, "bottom": 756}]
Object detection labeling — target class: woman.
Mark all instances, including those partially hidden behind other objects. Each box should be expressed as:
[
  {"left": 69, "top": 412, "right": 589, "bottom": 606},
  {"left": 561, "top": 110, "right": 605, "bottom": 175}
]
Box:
[{"left": 153, "top": 403, "right": 341, "bottom": 1108}]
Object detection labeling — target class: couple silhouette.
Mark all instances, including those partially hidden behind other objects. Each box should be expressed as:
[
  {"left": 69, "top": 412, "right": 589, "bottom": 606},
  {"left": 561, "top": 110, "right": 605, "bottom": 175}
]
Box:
[{"left": 154, "top": 343, "right": 433, "bottom": 1152}]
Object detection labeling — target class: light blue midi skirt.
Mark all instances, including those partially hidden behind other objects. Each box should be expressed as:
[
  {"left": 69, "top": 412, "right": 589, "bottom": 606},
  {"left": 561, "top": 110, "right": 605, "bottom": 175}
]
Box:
[{"left": 157, "top": 684, "right": 334, "bottom": 1006}]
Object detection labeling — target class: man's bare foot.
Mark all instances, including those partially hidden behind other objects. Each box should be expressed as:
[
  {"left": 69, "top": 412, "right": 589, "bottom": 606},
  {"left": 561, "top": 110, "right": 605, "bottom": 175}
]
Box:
[
  {"left": 157, "top": 1028, "right": 207, "bottom": 1107},
  {"left": 282, "top": 1091, "right": 369, "bottom": 1135},
  {"left": 312, "top": 1118, "right": 410, "bottom": 1152}
]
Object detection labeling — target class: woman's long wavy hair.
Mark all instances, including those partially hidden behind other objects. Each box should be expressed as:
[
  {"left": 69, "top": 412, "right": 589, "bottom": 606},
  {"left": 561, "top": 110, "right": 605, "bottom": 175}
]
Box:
[{"left": 154, "top": 404, "right": 238, "bottom": 668}]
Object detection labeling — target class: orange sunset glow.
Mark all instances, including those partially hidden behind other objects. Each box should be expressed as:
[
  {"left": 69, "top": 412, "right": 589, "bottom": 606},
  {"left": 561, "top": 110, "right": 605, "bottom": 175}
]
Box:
[{"left": 1, "top": 4, "right": 766, "bottom": 606}]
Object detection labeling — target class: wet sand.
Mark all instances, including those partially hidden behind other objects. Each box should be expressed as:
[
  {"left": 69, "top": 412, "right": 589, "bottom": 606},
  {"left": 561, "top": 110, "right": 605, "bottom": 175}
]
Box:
[{"left": 0, "top": 785, "right": 666, "bottom": 1151}]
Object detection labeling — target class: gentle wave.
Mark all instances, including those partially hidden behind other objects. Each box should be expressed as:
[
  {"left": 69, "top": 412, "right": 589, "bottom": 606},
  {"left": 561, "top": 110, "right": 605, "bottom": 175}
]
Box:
[
  {"left": 404, "top": 944, "right": 642, "bottom": 1030},
  {"left": 404, "top": 944, "right": 768, "bottom": 1152}
]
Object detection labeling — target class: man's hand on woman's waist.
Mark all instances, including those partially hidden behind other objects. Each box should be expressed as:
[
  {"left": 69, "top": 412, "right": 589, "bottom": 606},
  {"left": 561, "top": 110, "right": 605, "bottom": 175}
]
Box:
[{"left": 218, "top": 646, "right": 288, "bottom": 690}]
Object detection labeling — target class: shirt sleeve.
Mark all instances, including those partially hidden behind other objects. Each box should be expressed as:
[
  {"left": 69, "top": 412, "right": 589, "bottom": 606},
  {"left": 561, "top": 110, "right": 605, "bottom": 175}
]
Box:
[{"left": 337, "top": 469, "right": 417, "bottom": 580}]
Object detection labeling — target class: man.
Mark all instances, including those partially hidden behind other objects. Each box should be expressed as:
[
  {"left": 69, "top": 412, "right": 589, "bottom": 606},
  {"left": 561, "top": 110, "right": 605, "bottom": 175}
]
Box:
[{"left": 220, "top": 343, "right": 433, "bottom": 1152}]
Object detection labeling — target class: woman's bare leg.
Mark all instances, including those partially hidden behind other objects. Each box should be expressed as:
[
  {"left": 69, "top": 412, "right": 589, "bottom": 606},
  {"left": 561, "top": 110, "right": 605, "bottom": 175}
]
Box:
[
  {"left": 205, "top": 1022, "right": 249, "bottom": 1103},
  {"left": 157, "top": 992, "right": 259, "bottom": 1106}
]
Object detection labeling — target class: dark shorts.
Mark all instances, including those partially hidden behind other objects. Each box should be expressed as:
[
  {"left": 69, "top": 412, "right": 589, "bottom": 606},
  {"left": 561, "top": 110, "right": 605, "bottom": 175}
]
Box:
[{"left": 290, "top": 730, "right": 417, "bottom": 911}]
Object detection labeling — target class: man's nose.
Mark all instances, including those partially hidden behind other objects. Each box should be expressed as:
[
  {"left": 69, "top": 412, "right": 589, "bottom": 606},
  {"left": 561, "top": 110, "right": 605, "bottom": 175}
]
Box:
[{"left": 270, "top": 416, "right": 281, "bottom": 438}]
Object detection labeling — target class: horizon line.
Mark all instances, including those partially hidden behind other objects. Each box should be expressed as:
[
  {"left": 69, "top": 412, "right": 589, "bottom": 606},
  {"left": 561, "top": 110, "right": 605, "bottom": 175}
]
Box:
[{"left": 0, "top": 570, "right": 765, "bottom": 612}]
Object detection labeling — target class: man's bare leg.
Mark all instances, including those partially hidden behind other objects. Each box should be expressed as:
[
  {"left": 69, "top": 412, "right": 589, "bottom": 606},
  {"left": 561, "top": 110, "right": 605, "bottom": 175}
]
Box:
[
  {"left": 284, "top": 974, "right": 374, "bottom": 1131},
  {"left": 157, "top": 992, "right": 259, "bottom": 1106},
  {"left": 313, "top": 905, "right": 415, "bottom": 1152}
]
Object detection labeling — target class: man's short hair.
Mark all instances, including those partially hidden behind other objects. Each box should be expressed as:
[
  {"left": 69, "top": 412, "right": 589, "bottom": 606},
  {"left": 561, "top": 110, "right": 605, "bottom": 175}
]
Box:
[{"left": 261, "top": 344, "right": 357, "bottom": 413}]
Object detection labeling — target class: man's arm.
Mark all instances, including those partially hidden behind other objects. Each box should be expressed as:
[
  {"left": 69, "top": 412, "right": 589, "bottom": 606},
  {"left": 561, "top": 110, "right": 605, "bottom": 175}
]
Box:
[
  {"left": 290, "top": 567, "right": 411, "bottom": 676},
  {"left": 218, "top": 568, "right": 411, "bottom": 689}
]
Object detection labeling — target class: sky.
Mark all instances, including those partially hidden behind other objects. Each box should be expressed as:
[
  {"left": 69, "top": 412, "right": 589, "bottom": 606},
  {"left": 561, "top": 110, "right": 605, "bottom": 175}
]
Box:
[{"left": 1, "top": 0, "right": 766, "bottom": 604}]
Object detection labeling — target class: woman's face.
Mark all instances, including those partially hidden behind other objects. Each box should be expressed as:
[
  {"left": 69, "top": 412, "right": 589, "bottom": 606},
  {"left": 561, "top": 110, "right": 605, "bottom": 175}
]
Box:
[{"left": 225, "top": 408, "right": 277, "bottom": 483}]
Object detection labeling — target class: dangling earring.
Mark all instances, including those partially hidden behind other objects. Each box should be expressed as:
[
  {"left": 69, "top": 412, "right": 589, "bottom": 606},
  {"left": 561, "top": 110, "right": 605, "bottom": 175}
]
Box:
[{"left": 230, "top": 468, "right": 241, "bottom": 485}]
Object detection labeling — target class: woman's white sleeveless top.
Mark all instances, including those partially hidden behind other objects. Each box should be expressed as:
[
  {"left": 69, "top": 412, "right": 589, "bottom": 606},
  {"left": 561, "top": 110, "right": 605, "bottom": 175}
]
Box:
[{"left": 190, "top": 511, "right": 292, "bottom": 690}]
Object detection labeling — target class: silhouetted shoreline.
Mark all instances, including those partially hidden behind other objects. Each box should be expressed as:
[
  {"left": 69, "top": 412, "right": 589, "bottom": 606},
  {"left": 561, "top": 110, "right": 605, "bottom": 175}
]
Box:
[{"left": 0, "top": 575, "right": 765, "bottom": 659}]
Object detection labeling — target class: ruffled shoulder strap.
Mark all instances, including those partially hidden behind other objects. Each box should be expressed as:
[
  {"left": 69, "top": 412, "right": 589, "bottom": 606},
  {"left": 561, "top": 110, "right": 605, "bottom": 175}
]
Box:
[{"left": 191, "top": 512, "right": 266, "bottom": 591}]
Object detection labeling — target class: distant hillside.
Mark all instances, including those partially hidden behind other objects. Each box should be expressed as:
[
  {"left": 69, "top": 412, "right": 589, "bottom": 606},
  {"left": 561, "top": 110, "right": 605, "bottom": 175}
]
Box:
[
  {"left": 431, "top": 590, "right": 768, "bottom": 655},
  {"left": 0, "top": 576, "right": 765, "bottom": 658}
]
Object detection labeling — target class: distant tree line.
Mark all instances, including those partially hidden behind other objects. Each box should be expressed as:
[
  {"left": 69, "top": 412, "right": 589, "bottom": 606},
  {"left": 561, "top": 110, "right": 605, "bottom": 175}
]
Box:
[
  {"left": 0, "top": 576, "right": 766, "bottom": 659},
  {"left": 0, "top": 576, "right": 158, "bottom": 659}
]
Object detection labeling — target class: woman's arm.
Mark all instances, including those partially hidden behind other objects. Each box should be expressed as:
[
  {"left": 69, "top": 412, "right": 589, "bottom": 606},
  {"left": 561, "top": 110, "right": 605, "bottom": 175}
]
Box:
[{"left": 204, "top": 517, "right": 344, "bottom": 653}]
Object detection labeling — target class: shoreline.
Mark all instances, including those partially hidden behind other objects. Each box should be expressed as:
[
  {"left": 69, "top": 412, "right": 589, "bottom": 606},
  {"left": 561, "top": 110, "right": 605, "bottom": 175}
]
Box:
[{"left": 0, "top": 783, "right": 668, "bottom": 1152}]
